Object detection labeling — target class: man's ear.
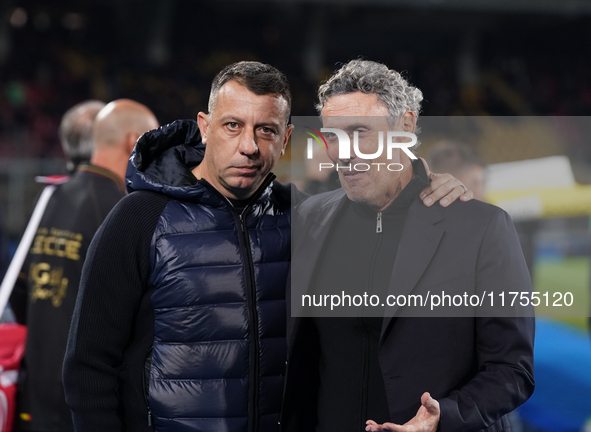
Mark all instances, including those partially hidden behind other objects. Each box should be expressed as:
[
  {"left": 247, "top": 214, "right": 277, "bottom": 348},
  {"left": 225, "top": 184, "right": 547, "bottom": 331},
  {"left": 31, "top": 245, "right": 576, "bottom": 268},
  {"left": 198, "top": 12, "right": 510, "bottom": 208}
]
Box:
[
  {"left": 401, "top": 111, "right": 416, "bottom": 133},
  {"left": 197, "top": 112, "right": 209, "bottom": 144},
  {"left": 281, "top": 124, "right": 294, "bottom": 156}
]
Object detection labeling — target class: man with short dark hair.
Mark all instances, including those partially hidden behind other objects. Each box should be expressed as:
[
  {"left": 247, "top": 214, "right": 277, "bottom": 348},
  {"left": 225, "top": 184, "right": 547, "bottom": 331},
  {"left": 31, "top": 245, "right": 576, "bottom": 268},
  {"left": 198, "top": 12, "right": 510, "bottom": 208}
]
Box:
[
  {"left": 63, "top": 62, "right": 295, "bottom": 432},
  {"left": 10, "top": 99, "right": 158, "bottom": 432},
  {"left": 63, "top": 61, "right": 470, "bottom": 432}
]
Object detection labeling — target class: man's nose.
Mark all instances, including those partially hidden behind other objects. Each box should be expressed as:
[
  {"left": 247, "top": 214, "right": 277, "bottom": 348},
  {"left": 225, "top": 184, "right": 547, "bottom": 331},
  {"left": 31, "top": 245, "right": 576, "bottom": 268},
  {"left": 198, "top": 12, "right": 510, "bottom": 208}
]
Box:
[
  {"left": 338, "top": 133, "right": 355, "bottom": 163},
  {"left": 338, "top": 155, "right": 352, "bottom": 164},
  {"left": 238, "top": 128, "right": 259, "bottom": 155}
]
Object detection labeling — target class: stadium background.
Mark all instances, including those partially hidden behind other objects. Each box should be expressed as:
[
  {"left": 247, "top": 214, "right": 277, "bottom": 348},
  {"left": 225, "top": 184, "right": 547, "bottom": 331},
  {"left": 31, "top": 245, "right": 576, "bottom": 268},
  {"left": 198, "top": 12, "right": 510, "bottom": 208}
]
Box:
[{"left": 0, "top": 0, "right": 590, "bottom": 430}]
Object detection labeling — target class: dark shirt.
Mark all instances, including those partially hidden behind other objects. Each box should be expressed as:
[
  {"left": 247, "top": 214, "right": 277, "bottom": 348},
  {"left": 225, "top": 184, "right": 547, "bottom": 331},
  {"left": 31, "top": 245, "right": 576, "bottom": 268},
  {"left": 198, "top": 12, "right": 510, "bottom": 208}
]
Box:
[
  {"left": 228, "top": 196, "right": 251, "bottom": 212},
  {"left": 10, "top": 165, "right": 125, "bottom": 432},
  {"left": 311, "top": 160, "right": 429, "bottom": 431}
]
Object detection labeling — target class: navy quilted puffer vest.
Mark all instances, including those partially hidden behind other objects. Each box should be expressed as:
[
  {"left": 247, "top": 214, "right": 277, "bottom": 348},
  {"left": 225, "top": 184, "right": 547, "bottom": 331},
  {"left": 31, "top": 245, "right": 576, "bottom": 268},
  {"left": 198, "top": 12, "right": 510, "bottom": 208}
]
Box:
[{"left": 127, "top": 120, "right": 290, "bottom": 432}]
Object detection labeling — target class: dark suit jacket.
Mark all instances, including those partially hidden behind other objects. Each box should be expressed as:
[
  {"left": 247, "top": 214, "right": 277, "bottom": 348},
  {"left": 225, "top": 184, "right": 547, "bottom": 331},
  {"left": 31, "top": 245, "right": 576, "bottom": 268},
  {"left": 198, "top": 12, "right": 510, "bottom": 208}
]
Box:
[{"left": 282, "top": 189, "right": 535, "bottom": 432}]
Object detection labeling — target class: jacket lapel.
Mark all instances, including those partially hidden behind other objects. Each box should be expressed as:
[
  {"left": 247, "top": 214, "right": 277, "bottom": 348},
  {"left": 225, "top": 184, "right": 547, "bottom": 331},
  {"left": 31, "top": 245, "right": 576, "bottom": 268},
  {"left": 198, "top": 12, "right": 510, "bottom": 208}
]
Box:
[
  {"left": 290, "top": 190, "right": 348, "bottom": 315},
  {"left": 381, "top": 200, "right": 445, "bottom": 339}
]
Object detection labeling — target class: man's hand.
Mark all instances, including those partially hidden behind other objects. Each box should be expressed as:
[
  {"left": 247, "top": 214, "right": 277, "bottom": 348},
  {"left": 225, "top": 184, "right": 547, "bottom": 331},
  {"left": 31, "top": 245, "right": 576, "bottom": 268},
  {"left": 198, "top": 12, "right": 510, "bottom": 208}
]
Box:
[
  {"left": 365, "top": 392, "right": 440, "bottom": 432},
  {"left": 418, "top": 157, "right": 473, "bottom": 207}
]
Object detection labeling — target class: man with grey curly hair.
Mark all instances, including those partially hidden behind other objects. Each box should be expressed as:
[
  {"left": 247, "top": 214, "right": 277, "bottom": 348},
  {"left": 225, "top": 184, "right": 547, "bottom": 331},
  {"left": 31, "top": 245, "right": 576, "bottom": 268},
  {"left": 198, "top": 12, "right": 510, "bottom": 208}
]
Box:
[
  {"left": 283, "top": 60, "right": 534, "bottom": 432},
  {"left": 316, "top": 59, "right": 423, "bottom": 154}
]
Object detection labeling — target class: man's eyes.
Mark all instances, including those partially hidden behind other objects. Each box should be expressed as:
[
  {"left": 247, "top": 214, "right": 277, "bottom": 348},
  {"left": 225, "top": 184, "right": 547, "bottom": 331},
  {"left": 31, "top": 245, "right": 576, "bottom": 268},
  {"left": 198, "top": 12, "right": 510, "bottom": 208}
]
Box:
[
  {"left": 259, "top": 127, "right": 277, "bottom": 135},
  {"left": 224, "top": 123, "right": 275, "bottom": 134}
]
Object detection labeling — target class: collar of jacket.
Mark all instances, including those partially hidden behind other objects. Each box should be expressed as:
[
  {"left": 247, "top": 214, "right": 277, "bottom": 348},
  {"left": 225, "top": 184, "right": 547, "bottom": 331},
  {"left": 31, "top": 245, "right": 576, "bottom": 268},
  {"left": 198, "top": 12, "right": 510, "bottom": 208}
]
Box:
[
  {"left": 78, "top": 164, "right": 125, "bottom": 192},
  {"left": 125, "top": 119, "right": 278, "bottom": 208},
  {"left": 349, "top": 158, "right": 431, "bottom": 216}
]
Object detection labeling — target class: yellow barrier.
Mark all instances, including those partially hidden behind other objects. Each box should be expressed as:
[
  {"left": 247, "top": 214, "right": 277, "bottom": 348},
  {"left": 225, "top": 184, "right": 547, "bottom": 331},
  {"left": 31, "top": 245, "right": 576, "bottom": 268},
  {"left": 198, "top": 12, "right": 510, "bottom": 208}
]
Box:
[{"left": 487, "top": 185, "right": 591, "bottom": 219}]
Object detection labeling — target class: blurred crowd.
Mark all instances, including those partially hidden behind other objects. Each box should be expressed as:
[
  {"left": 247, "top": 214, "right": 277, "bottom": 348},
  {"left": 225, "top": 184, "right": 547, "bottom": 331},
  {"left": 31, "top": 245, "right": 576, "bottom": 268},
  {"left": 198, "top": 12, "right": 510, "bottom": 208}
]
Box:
[{"left": 2, "top": 2, "right": 591, "bottom": 161}]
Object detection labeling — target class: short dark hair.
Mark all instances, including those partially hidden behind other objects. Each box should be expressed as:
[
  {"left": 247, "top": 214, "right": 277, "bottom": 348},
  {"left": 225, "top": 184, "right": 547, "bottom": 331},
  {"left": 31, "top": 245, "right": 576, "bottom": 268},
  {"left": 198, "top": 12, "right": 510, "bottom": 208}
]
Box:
[{"left": 208, "top": 61, "right": 291, "bottom": 123}]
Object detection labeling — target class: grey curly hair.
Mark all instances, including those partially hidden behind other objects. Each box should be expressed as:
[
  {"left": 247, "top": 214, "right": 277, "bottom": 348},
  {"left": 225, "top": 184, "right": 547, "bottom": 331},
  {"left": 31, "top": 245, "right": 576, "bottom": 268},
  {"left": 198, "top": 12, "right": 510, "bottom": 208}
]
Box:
[{"left": 316, "top": 59, "right": 423, "bottom": 128}]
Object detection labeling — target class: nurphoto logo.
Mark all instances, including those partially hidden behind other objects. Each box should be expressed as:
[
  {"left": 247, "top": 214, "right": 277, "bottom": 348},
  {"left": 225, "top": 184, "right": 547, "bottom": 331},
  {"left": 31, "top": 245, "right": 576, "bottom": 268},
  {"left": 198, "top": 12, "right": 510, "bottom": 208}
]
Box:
[{"left": 304, "top": 126, "right": 417, "bottom": 172}]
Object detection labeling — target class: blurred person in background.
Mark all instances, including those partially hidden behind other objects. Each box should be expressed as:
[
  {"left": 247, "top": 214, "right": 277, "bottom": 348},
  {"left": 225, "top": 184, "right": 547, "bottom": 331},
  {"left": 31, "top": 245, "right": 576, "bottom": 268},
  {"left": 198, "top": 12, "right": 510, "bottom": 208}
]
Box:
[
  {"left": 9, "top": 99, "right": 159, "bottom": 432},
  {"left": 58, "top": 101, "right": 108, "bottom": 174},
  {"left": 0, "top": 101, "right": 105, "bottom": 322},
  {"left": 427, "top": 141, "right": 486, "bottom": 202}
]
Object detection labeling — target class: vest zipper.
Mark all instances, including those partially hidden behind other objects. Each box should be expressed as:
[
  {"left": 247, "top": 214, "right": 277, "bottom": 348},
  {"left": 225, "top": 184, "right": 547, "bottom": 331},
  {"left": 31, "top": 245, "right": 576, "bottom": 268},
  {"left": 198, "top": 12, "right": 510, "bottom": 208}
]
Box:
[
  {"left": 237, "top": 210, "right": 260, "bottom": 432},
  {"left": 363, "top": 212, "right": 385, "bottom": 427},
  {"left": 196, "top": 174, "right": 275, "bottom": 432}
]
